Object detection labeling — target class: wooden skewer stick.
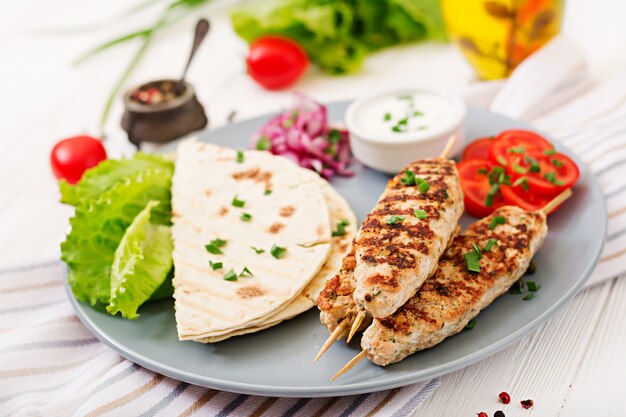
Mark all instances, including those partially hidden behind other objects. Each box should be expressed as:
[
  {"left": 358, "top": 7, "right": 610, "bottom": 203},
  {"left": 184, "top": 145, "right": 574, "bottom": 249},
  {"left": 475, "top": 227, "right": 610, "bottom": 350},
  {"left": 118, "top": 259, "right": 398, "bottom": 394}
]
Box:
[
  {"left": 439, "top": 134, "right": 456, "bottom": 159},
  {"left": 313, "top": 320, "right": 349, "bottom": 362},
  {"left": 346, "top": 311, "right": 366, "bottom": 343},
  {"left": 540, "top": 188, "right": 573, "bottom": 215},
  {"left": 330, "top": 350, "right": 368, "bottom": 382}
]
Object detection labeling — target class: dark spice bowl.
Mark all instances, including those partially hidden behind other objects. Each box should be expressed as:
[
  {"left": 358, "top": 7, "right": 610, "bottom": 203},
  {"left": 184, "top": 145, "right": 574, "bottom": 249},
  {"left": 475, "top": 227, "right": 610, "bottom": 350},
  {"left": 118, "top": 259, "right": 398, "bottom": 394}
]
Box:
[{"left": 121, "top": 79, "right": 208, "bottom": 146}]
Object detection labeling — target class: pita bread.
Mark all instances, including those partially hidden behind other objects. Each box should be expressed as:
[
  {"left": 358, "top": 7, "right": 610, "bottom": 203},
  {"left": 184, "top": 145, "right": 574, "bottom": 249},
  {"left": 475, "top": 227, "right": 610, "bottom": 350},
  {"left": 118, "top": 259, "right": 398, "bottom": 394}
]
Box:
[
  {"left": 196, "top": 175, "right": 356, "bottom": 342},
  {"left": 172, "top": 140, "right": 332, "bottom": 340}
]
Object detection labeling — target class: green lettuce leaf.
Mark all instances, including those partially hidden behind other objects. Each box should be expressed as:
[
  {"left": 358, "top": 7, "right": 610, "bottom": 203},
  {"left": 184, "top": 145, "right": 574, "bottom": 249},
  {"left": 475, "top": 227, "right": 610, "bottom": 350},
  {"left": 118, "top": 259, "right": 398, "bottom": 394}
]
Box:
[
  {"left": 61, "top": 167, "right": 172, "bottom": 305},
  {"left": 231, "top": 0, "right": 446, "bottom": 74},
  {"left": 106, "top": 201, "right": 173, "bottom": 319},
  {"left": 59, "top": 153, "right": 173, "bottom": 208}
]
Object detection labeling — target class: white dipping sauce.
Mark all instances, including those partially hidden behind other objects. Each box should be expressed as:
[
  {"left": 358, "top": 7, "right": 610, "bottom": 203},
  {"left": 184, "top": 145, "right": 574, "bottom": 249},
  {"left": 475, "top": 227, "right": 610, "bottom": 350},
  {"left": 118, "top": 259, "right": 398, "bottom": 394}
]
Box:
[{"left": 353, "top": 91, "right": 457, "bottom": 139}]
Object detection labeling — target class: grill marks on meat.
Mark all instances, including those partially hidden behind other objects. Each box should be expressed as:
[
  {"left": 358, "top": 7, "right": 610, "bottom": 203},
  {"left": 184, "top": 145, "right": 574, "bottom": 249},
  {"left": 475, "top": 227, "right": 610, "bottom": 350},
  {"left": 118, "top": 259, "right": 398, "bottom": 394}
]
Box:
[
  {"left": 317, "top": 245, "right": 360, "bottom": 335},
  {"left": 353, "top": 158, "right": 464, "bottom": 318},
  {"left": 361, "top": 206, "right": 548, "bottom": 366}
]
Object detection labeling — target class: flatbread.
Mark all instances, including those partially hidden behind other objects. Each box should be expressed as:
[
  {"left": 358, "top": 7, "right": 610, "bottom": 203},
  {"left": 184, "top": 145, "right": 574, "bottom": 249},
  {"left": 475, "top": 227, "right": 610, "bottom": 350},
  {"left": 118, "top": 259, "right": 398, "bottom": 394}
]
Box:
[
  {"left": 172, "top": 140, "right": 332, "bottom": 340},
  {"left": 196, "top": 175, "right": 356, "bottom": 342}
]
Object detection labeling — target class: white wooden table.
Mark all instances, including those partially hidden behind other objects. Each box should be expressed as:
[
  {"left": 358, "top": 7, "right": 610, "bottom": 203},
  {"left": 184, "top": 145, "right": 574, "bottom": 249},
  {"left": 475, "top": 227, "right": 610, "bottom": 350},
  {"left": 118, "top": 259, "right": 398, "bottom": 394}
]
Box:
[{"left": 1, "top": 1, "right": 625, "bottom": 415}]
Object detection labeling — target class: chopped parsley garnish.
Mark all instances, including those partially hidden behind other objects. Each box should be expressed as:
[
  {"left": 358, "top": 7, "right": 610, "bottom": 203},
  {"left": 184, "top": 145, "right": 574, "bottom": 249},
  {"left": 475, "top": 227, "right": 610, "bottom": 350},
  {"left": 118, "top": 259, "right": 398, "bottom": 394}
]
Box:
[
  {"left": 240, "top": 212, "right": 252, "bottom": 222},
  {"left": 413, "top": 111, "right": 424, "bottom": 117},
  {"left": 398, "top": 95, "right": 413, "bottom": 101},
  {"left": 471, "top": 242, "right": 482, "bottom": 259},
  {"left": 332, "top": 219, "right": 350, "bottom": 237},
  {"left": 485, "top": 183, "right": 500, "bottom": 207},
  {"left": 483, "top": 238, "right": 497, "bottom": 252},
  {"left": 231, "top": 195, "right": 245, "bottom": 208},
  {"left": 223, "top": 269, "right": 238, "bottom": 281},
  {"left": 523, "top": 293, "right": 535, "bottom": 301},
  {"left": 509, "top": 280, "right": 524, "bottom": 294},
  {"left": 526, "top": 281, "right": 540, "bottom": 292},
  {"left": 205, "top": 238, "right": 227, "bottom": 254},
  {"left": 387, "top": 215, "right": 405, "bottom": 225},
  {"left": 441, "top": 189, "right": 449, "bottom": 199},
  {"left": 465, "top": 319, "right": 476, "bottom": 330},
  {"left": 281, "top": 111, "right": 298, "bottom": 128},
  {"left": 529, "top": 162, "right": 541, "bottom": 173},
  {"left": 552, "top": 158, "right": 564, "bottom": 168},
  {"left": 392, "top": 125, "right": 406, "bottom": 133},
  {"left": 544, "top": 172, "right": 565, "bottom": 186},
  {"left": 414, "top": 209, "right": 427, "bottom": 219},
  {"left": 270, "top": 244, "right": 286, "bottom": 259},
  {"left": 490, "top": 216, "right": 506, "bottom": 230},
  {"left": 512, "top": 162, "right": 527, "bottom": 174},
  {"left": 513, "top": 177, "right": 530, "bottom": 191},
  {"left": 264, "top": 189, "right": 272, "bottom": 196},
  {"left": 401, "top": 170, "right": 416, "bottom": 185},
  {"left": 543, "top": 148, "right": 556, "bottom": 156},
  {"left": 256, "top": 136, "right": 271, "bottom": 151},
  {"left": 251, "top": 246, "right": 265, "bottom": 254},
  {"left": 239, "top": 266, "right": 253, "bottom": 277},
  {"left": 497, "top": 156, "right": 507, "bottom": 166},
  {"left": 209, "top": 260, "right": 223, "bottom": 271},
  {"left": 400, "top": 171, "right": 429, "bottom": 192},
  {"left": 327, "top": 129, "right": 341, "bottom": 144},
  {"left": 508, "top": 146, "right": 526, "bottom": 154},
  {"left": 477, "top": 168, "right": 488, "bottom": 175},
  {"left": 384, "top": 112, "right": 392, "bottom": 121},
  {"left": 464, "top": 251, "right": 481, "bottom": 273},
  {"left": 236, "top": 150, "right": 244, "bottom": 163}
]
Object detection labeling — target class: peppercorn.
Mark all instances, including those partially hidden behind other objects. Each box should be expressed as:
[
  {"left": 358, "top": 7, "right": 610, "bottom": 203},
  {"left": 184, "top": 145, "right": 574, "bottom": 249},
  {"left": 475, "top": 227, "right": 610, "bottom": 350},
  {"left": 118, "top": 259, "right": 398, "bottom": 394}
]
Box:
[
  {"left": 494, "top": 411, "right": 505, "bottom": 417},
  {"left": 520, "top": 399, "right": 534, "bottom": 409},
  {"left": 498, "top": 391, "right": 511, "bottom": 404},
  {"left": 477, "top": 413, "right": 488, "bottom": 417}
]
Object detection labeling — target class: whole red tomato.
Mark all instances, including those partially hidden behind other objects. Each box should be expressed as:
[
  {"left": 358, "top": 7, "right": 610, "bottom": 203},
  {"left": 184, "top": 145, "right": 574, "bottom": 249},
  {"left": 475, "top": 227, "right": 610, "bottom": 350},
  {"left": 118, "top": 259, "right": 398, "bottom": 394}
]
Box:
[
  {"left": 50, "top": 135, "right": 107, "bottom": 184},
  {"left": 246, "top": 36, "right": 309, "bottom": 90}
]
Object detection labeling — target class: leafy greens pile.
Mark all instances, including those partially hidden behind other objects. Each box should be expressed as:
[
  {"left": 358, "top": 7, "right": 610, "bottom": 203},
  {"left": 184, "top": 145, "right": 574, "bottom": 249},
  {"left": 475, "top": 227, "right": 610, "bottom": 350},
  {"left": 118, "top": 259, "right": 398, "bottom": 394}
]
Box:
[
  {"left": 231, "top": 0, "right": 447, "bottom": 74},
  {"left": 60, "top": 154, "right": 175, "bottom": 319}
]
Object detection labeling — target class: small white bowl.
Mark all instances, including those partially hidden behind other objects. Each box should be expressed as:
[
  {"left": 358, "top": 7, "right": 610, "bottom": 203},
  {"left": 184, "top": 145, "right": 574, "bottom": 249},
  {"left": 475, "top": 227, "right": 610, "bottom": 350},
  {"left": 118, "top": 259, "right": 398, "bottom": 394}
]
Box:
[{"left": 346, "top": 88, "right": 466, "bottom": 174}]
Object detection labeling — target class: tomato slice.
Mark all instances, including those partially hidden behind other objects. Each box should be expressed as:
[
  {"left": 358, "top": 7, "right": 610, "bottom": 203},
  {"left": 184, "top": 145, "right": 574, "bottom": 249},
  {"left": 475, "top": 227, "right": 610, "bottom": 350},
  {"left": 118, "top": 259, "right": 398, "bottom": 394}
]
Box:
[
  {"left": 489, "top": 130, "right": 552, "bottom": 166},
  {"left": 457, "top": 159, "right": 506, "bottom": 218},
  {"left": 461, "top": 137, "right": 494, "bottom": 161},
  {"left": 500, "top": 183, "right": 565, "bottom": 214},
  {"left": 506, "top": 151, "right": 579, "bottom": 197}
]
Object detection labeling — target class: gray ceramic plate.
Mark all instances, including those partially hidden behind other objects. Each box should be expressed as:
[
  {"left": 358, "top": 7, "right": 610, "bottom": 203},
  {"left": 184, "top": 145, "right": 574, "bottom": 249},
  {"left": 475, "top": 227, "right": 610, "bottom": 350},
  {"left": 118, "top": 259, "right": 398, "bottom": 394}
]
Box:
[{"left": 67, "top": 102, "right": 606, "bottom": 397}]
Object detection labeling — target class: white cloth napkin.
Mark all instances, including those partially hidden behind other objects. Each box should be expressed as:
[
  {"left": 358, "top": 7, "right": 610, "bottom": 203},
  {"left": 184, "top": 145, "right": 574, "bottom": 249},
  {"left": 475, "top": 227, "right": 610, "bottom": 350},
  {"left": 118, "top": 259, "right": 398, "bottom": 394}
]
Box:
[{"left": 3, "top": 34, "right": 625, "bottom": 417}]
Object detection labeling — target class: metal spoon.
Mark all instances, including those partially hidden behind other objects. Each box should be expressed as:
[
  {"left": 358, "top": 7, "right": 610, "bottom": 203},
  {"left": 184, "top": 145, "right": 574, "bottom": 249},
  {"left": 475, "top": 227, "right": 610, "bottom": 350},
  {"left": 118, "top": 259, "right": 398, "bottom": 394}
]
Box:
[{"left": 176, "top": 18, "right": 210, "bottom": 94}]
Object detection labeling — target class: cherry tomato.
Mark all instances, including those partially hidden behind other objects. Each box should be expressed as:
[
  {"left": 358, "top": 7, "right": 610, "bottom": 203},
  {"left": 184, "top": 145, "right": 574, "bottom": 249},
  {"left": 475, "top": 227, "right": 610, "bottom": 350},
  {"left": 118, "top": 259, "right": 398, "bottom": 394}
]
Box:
[
  {"left": 506, "top": 151, "right": 580, "bottom": 197},
  {"left": 457, "top": 159, "right": 506, "bottom": 217},
  {"left": 500, "top": 183, "right": 563, "bottom": 214},
  {"left": 246, "top": 36, "right": 309, "bottom": 90},
  {"left": 50, "top": 135, "right": 107, "bottom": 184},
  {"left": 489, "top": 130, "right": 552, "bottom": 166},
  {"left": 461, "top": 136, "right": 494, "bottom": 161}
]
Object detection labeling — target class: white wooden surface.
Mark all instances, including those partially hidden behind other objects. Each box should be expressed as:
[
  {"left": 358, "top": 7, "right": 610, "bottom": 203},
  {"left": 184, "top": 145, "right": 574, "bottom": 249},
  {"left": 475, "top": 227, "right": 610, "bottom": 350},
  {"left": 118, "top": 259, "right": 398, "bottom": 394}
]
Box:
[{"left": 1, "top": 0, "right": 625, "bottom": 415}]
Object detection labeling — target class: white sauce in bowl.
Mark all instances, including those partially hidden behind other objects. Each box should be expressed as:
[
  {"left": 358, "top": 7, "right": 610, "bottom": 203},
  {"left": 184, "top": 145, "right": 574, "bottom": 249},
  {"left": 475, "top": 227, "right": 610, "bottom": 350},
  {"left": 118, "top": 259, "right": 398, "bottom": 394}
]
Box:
[{"left": 353, "top": 91, "right": 460, "bottom": 140}]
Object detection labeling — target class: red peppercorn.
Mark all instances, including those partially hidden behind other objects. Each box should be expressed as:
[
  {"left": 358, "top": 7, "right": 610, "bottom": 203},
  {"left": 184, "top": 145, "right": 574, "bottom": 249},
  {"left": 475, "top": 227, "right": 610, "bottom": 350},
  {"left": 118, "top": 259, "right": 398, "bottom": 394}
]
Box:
[
  {"left": 477, "top": 413, "right": 488, "bottom": 417},
  {"left": 494, "top": 411, "right": 505, "bottom": 417},
  {"left": 520, "top": 399, "right": 534, "bottom": 409},
  {"left": 498, "top": 391, "right": 511, "bottom": 404}
]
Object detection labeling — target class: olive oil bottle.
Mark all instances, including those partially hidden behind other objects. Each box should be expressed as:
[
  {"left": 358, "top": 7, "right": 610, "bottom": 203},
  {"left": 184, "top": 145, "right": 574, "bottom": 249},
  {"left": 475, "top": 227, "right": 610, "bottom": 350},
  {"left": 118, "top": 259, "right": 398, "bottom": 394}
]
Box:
[{"left": 441, "top": 0, "right": 563, "bottom": 80}]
